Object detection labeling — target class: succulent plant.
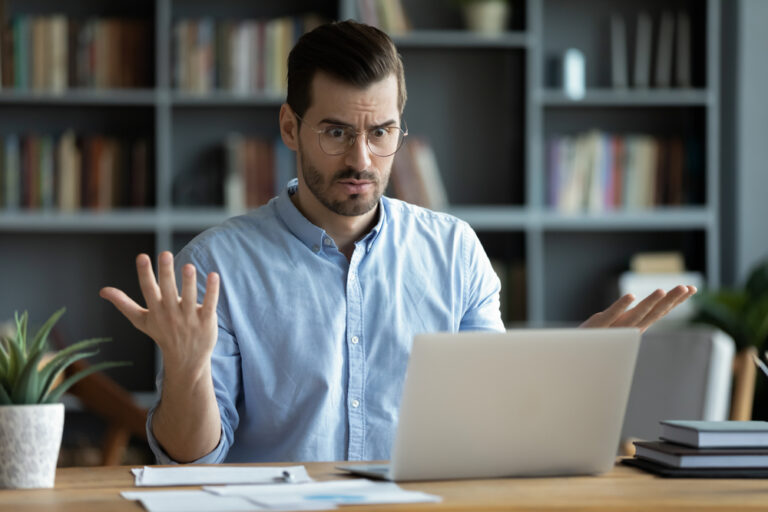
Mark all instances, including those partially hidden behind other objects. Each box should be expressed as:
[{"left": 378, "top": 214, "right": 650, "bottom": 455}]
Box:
[{"left": 0, "top": 308, "right": 128, "bottom": 405}]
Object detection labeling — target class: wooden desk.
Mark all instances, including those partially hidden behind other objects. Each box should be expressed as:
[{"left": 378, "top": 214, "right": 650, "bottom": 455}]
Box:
[{"left": 1, "top": 461, "right": 768, "bottom": 511}]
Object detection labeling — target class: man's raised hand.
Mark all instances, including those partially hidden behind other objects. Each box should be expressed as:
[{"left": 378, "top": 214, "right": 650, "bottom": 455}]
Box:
[
  {"left": 99, "top": 251, "right": 220, "bottom": 374},
  {"left": 580, "top": 285, "right": 696, "bottom": 333}
]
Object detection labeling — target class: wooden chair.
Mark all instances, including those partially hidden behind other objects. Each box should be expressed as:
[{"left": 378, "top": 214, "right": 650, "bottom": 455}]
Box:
[
  {"left": 63, "top": 358, "right": 149, "bottom": 465},
  {"left": 730, "top": 345, "right": 758, "bottom": 421},
  {"left": 51, "top": 329, "right": 149, "bottom": 466}
]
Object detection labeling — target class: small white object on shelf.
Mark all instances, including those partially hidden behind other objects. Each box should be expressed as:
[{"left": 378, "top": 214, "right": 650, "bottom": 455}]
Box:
[{"left": 563, "top": 48, "right": 585, "bottom": 100}]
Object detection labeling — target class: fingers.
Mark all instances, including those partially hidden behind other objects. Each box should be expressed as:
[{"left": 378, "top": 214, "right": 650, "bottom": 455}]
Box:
[
  {"left": 181, "top": 264, "right": 198, "bottom": 317},
  {"left": 613, "top": 289, "right": 666, "bottom": 327},
  {"left": 634, "top": 285, "right": 690, "bottom": 332},
  {"left": 581, "top": 294, "right": 635, "bottom": 328},
  {"left": 99, "top": 286, "right": 148, "bottom": 331},
  {"left": 136, "top": 253, "right": 161, "bottom": 307},
  {"left": 157, "top": 251, "right": 180, "bottom": 308},
  {"left": 201, "top": 272, "right": 220, "bottom": 318}
]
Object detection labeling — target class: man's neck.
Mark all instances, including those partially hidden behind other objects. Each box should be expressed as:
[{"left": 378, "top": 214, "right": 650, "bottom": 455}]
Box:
[{"left": 290, "top": 187, "right": 379, "bottom": 260}]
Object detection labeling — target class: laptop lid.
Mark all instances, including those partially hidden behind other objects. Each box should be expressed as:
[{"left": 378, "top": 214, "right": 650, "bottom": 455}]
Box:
[{"left": 382, "top": 328, "right": 641, "bottom": 481}]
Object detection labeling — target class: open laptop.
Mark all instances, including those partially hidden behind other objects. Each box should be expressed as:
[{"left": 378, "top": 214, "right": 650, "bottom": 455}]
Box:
[{"left": 337, "top": 328, "right": 641, "bottom": 481}]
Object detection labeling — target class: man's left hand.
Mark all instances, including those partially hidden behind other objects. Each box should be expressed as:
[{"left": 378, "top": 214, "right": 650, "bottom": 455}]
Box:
[{"left": 580, "top": 285, "right": 697, "bottom": 333}]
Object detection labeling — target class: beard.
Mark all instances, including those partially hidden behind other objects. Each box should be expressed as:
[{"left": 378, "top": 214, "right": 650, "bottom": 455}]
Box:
[{"left": 298, "top": 144, "right": 389, "bottom": 217}]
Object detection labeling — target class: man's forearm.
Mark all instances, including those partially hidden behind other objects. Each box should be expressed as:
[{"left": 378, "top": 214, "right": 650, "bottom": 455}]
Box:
[{"left": 151, "top": 363, "right": 222, "bottom": 463}]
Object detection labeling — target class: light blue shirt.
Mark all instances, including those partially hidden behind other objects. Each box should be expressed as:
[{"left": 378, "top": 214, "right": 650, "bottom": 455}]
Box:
[{"left": 147, "top": 179, "right": 504, "bottom": 463}]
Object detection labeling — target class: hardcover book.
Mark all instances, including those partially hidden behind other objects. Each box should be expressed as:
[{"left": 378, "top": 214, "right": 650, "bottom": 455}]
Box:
[
  {"left": 634, "top": 440, "right": 768, "bottom": 468},
  {"left": 661, "top": 420, "right": 768, "bottom": 448}
]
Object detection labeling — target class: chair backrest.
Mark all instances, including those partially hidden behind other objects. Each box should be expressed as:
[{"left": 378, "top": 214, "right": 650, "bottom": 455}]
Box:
[{"left": 620, "top": 327, "right": 737, "bottom": 452}]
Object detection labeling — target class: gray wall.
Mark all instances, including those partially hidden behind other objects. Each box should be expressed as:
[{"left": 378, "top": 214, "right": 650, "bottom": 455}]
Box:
[{"left": 723, "top": 0, "right": 768, "bottom": 285}]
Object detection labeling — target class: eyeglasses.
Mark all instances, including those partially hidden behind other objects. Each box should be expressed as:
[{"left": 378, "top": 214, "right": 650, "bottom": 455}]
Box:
[{"left": 294, "top": 112, "right": 408, "bottom": 157}]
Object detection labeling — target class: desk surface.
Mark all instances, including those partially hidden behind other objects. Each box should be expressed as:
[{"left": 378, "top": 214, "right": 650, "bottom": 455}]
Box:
[{"left": 2, "top": 461, "right": 768, "bottom": 511}]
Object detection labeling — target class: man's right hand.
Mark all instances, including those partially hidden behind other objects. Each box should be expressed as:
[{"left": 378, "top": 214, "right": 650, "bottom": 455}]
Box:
[
  {"left": 100, "top": 251, "right": 223, "bottom": 462},
  {"left": 99, "top": 251, "right": 220, "bottom": 376}
]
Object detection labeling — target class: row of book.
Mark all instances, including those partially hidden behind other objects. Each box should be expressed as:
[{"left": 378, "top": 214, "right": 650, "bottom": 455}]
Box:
[
  {"left": 354, "top": 0, "right": 410, "bottom": 35},
  {"left": 0, "top": 133, "right": 150, "bottom": 210},
  {"left": 223, "top": 134, "right": 295, "bottom": 213},
  {"left": 611, "top": 10, "right": 692, "bottom": 89},
  {"left": 173, "top": 15, "right": 325, "bottom": 95},
  {"left": 546, "top": 131, "right": 703, "bottom": 212},
  {"left": 390, "top": 137, "right": 448, "bottom": 211},
  {"left": 0, "top": 16, "right": 152, "bottom": 91},
  {"left": 626, "top": 420, "right": 768, "bottom": 476}
]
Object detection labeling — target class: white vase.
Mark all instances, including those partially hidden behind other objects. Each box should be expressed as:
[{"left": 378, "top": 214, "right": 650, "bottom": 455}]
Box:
[
  {"left": 0, "top": 403, "right": 64, "bottom": 489},
  {"left": 463, "top": 1, "right": 511, "bottom": 34}
]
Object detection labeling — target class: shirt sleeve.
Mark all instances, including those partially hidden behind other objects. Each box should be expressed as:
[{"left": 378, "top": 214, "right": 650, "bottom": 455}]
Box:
[
  {"left": 145, "top": 245, "right": 243, "bottom": 464},
  {"left": 458, "top": 222, "right": 506, "bottom": 332}
]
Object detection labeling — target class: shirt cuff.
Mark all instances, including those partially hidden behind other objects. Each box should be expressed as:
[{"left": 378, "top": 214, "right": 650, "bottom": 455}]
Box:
[{"left": 145, "top": 405, "right": 228, "bottom": 464}]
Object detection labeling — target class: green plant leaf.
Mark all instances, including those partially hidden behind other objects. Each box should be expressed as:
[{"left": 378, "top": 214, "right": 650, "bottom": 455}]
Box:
[
  {"left": 5, "top": 325, "right": 26, "bottom": 385},
  {"left": 29, "top": 307, "right": 65, "bottom": 359},
  {"left": 43, "top": 361, "right": 130, "bottom": 403},
  {"left": 37, "top": 337, "right": 110, "bottom": 396},
  {"left": 0, "top": 338, "right": 9, "bottom": 381},
  {"left": 37, "top": 350, "right": 99, "bottom": 402},
  {"left": 11, "top": 347, "right": 47, "bottom": 404},
  {"left": 691, "top": 290, "right": 750, "bottom": 348},
  {"left": 746, "top": 260, "right": 768, "bottom": 299},
  {"left": 14, "top": 311, "right": 28, "bottom": 355},
  {"left": 0, "top": 383, "right": 12, "bottom": 406},
  {"left": 744, "top": 296, "right": 768, "bottom": 348}
]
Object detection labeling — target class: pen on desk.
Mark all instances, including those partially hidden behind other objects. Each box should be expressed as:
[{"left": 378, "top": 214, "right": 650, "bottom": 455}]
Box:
[{"left": 275, "top": 470, "right": 295, "bottom": 483}]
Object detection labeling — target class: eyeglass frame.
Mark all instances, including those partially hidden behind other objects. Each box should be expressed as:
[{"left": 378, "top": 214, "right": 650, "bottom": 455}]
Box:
[{"left": 293, "top": 111, "right": 408, "bottom": 157}]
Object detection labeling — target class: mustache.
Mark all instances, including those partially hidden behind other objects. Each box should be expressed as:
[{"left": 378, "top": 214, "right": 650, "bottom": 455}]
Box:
[{"left": 332, "top": 169, "right": 378, "bottom": 183}]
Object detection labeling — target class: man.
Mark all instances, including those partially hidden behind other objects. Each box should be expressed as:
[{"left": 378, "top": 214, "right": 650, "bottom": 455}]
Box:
[{"left": 100, "top": 21, "right": 695, "bottom": 464}]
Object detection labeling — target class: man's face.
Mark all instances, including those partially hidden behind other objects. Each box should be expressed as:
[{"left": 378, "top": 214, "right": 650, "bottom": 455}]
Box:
[{"left": 296, "top": 72, "right": 400, "bottom": 217}]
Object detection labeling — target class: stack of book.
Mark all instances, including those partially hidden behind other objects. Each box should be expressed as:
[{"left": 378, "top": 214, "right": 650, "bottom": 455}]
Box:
[
  {"left": 623, "top": 420, "right": 768, "bottom": 477},
  {"left": 1, "top": 132, "right": 150, "bottom": 211},
  {"left": 1, "top": 16, "right": 152, "bottom": 91},
  {"left": 389, "top": 137, "right": 448, "bottom": 212},
  {"left": 172, "top": 14, "right": 326, "bottom": 95},
  {"left": 354, "top": 0, "right": 410, "bottom": 35},
  {"left": 223, "top": 134, "right": 295, "bottom": 214},
  {"left": 546, "top": 131, "right": 703, "bottom": 213}
]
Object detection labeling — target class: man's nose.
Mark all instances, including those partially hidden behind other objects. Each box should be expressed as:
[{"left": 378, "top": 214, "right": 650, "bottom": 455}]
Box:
[{"left": 344, "top": 134, "right": 373, "bottom": 171}]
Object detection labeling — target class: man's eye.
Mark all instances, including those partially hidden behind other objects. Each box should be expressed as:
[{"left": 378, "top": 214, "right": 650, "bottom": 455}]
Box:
[
  {"left": 370, "top": 128, "right": 388, "bottom": 139},
  {"left": 325, "top": 127, "right": 347, "bottom": 139}
]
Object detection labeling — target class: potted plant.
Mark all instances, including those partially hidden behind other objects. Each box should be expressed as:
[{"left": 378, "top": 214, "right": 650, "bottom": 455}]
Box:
[
  {"left": 691, "top": 259, "right": 768, "bottom": 352},
  {"left": 456, "top": 0, "right": 512, "bottom": 35},
  {"left": 0, "top": 308, "right": 127, "bottom": 489}
]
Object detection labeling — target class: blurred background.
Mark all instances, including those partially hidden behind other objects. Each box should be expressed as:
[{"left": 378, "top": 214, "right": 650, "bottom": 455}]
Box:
[{"left": 0, "top": 0, "right": 765, "bottom": 465}]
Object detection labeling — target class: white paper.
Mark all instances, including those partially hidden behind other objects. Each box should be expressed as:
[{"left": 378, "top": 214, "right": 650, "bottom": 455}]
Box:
[
  {"left": 132, "top": 465, "right": 312, "bottom": 486},
  {"left": 205, "top": 479, "right": 441, "bottom": 507},
  {"left": 121, "top": 489, "right": 335, "bottom": 512},
  {"left": 121, "top": 490, "right": 263, "bottom": 512}
]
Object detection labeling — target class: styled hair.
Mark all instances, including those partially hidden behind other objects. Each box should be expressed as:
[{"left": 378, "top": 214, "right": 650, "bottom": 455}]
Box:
[{"left": 286, "top": 20, "right": 407, "bottom": 118}]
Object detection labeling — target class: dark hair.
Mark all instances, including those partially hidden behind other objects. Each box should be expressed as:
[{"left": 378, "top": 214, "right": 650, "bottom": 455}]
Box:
[{"left": 286, "top": 20, "right": 407, "bottom": 118}]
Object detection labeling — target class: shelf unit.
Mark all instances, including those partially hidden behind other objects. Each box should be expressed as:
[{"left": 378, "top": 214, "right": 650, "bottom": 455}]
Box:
[{"left": 0, "top": 0, "right": 721, "bottom": 392}]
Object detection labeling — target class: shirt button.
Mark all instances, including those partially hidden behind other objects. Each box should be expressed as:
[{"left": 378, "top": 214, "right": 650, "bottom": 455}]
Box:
[
  {"left": 351, "top": 336, "right": 359, "bottom": 344},
  {"left": 312, "top": 245, "right": 320, "bottom": 252},
  {"left": 323, "top": 238, "right": 333, "bottom": 246},
  {"left": 349, "top": 273, "right": 356, "bottom": 281},
  {"left": 351, "top": 399, "right": 360, "bottom": 408}
]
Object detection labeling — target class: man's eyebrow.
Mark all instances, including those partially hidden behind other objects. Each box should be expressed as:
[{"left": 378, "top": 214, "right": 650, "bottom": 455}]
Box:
[{"left": 319, "top": 117, "right": 399, "bottom": 129}]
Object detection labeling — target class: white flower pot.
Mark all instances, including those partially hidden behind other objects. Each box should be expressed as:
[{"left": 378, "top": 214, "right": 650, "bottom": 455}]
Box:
[
  {"left": 463, "top": 1, "right": 511, "bottom": 34},
  {"left": 0, "top": 403, "right": 64, "bottom": 489}
]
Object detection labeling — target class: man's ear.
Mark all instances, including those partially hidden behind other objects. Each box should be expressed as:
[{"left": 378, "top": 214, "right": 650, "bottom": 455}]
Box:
[{"left": 279, "top": 104, "right": 299, "bottom": 151}]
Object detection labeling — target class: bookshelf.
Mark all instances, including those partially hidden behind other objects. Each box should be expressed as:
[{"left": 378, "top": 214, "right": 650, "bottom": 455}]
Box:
[{"left": 0, "top": 0, "right": 721, "bottom": 392}]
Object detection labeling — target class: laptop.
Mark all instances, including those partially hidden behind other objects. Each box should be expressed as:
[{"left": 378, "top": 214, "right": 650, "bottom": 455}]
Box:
[{"left": 337, "top": 328, "right": 641, "bottom": 481}]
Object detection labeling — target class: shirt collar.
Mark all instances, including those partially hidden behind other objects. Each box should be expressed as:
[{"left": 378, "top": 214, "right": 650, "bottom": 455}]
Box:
[{"left": 274, "top": 178, "right": 387, "bottom": 255}]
